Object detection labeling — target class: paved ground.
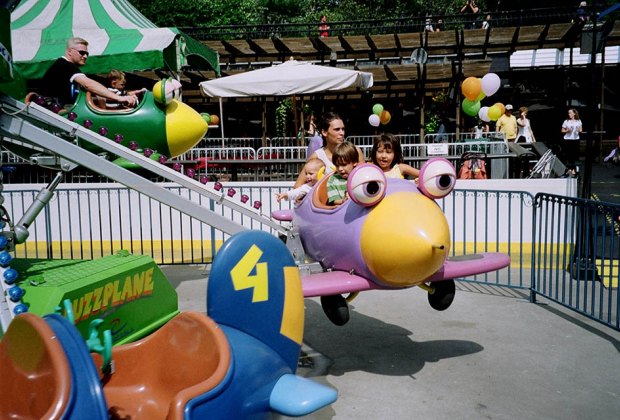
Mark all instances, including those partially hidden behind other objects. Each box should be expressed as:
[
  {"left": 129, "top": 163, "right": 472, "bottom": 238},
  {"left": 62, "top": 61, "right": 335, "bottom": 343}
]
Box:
[
  {"left": 161, "top": 161, "right": 620, "bottom": 420},
  {"left": 164, "top": 265, "right": 620, "bottom": 420}
]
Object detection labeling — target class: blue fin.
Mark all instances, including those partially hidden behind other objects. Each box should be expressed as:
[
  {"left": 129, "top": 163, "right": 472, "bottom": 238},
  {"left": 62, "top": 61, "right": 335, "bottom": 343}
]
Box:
[{"left": 270, "top": 373, "right": 338, "bottom": 416}]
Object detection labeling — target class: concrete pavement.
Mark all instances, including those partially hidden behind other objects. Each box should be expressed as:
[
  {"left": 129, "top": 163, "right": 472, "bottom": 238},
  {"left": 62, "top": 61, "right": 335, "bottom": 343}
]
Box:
[{"left": 164, "top": 265, "right": 620, "bottom": 420}]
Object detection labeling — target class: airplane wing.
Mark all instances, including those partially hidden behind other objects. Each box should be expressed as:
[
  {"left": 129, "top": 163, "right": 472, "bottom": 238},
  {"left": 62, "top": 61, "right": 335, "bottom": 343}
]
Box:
[
  {"left": 302, "top": 271, "right": 381, "bottom": 298},
  {"left": 425, "top": 252, "right": 511, "bottom": 282},
  {"left": 302, "top": 252, "right": 510, "bottom": 297}
]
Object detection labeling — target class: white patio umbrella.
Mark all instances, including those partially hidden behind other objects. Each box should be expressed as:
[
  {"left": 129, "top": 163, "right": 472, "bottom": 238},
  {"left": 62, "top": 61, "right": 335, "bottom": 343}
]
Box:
[{"left": 199, "top": 60, "right": 374, "bottom": 144}]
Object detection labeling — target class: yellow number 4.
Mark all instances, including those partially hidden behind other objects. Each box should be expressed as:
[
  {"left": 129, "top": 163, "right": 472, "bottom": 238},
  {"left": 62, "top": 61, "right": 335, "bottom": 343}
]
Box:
[{"left": 230, "top": 245, "right": 268, "bottom": 302}]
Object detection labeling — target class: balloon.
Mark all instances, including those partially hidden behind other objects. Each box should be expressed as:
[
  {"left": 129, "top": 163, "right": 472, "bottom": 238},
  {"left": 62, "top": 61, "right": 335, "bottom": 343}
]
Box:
[
  {"left": 487, "top": 105, "right": 501, "bottom": 121},
  {"left": 476, "top": 90, "right": 486, "bottom": 101},
  {"left": 462, "top": 99, "right": 481, "bottom": 117},
  {"left": 494, "top": 102, "right": 505, "bottom": 115},
  {"left": 201, "top": 113, "right": 211, "bottom": 124},
  {"left": 461, "top": 77, "right": 482, "bottom": 101},
  {"left": 380, "top": 110, "right": 391, "bottom": 125},
  {"left": 372, "top": 103, "right": 384, "bottom": 116},
  {"left": 368, "top": 114, "right": 380, "bottom": 127},
  {"left": 478, "top": 106, "right": 490, "bottom": 122},
  {"left": 210, "top": 115, "right": 220, "bottom": 125},
  {"left": 481, "top": 73, "right": 501, "bottom": 97}
]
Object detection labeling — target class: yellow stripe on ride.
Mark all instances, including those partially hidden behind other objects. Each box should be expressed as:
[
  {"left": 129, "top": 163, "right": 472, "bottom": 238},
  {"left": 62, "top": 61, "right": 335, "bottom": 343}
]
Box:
[{"left": 280, "top": 266, "right": 304, "bottom": 344}]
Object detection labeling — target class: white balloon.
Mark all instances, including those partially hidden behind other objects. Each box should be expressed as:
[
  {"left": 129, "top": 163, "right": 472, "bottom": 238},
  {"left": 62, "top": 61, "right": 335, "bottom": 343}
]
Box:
[
  {"left": 481, "top": 73, "right": 501, "bottom": 97},
  {"left": 478, "top": 106, "right": 491, "bottom": 122},
  {"left": 368, "top": 114, "right": 381, "bottom": 127}
]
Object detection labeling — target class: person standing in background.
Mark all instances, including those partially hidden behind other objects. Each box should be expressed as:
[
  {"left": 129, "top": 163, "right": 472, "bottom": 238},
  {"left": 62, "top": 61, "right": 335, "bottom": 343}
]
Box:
[
  {"left": 516, "top": 106, "right": 536, "bottom": 144},
  {"left": 460, "top": 0, "right": 480, "bottom": 29},
  {"left": 496, "top": 104, "right": 518, "bottom": 142},
  {"left": 304, "top": 112, "right": 323, "bottom": 159},
  {"left": 319, "top": 15, "right": 330, "bottom": 37},
  {"left": 576, "top": 1, "right": 589, "bottom": 23},
  {"left": 482, "top": 14, "right": 491, "bottom": 30},
  {"left": 561, "top": 108, "right": 583, "bottom": 177}
]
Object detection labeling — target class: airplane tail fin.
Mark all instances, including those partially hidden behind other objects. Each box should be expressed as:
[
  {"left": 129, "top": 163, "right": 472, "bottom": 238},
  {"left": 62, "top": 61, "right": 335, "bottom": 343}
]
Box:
[{"left": 207, "top": 230, "right": 304, "bottom": 372}]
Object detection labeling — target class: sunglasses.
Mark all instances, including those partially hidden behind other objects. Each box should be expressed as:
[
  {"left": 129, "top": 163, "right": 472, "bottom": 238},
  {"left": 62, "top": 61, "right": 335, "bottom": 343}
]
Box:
[{"left": 73, "top": 48, "right": 89, "bottom": 57}]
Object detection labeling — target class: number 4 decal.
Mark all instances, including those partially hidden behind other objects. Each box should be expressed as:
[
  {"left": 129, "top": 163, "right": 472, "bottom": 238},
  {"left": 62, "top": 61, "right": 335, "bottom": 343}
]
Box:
[{"left": 230, "top": 245, "right": 269, "bottom": 302}]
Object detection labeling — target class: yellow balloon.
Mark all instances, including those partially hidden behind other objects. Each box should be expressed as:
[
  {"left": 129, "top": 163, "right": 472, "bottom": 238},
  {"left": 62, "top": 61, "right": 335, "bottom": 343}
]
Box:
[
  {"left": 461, "top": 77, "right": 482, "bottom": 102},
  {"left": 494, "top": 102, "right": 505, "bottom": 115},
  {"left": 487, "top": 105, "right": 501, "bottom": 121}
]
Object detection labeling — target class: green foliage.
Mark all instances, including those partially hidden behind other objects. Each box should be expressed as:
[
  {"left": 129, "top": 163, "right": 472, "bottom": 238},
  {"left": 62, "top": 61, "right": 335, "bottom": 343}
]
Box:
[
  {"left": 130, "top": 0, "right": 264, "bottom": 27},
  {"left": 275, "top": 98, "right": 293, "bottom": 137},
  {"left": 424, "top": 91, "right": 449, "bottom": 134},
  {"left": 129, "top": 0, "right": 491, "bottom": 28},
  {"left": 127, "top": 0, "right": 620, "bottom": 33}
]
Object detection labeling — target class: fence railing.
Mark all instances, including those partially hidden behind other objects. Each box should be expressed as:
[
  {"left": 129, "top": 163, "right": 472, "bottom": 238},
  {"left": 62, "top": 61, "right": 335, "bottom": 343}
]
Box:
[
  {"left": 172, "top": 139, "right": 511, "bottom": 181},
  {"left": 5, "top": 182, "right": 617, "bottom": 330},
  {"left": 1, "top": 133, "right": 512, "bottom": 183},
  {"left": 531, "top": 193, "right": 619, "bottom": 330},
  {"left": 180, "top": 7, "right": 578, "bottom": 40},
  {"left": 3, "top": 184, "right": 532, "bottom": 283}
]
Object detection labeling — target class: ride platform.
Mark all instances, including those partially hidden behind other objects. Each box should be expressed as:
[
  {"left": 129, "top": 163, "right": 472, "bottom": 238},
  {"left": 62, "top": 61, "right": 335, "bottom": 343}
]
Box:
[{"left": 10, "top": 253, "right": 178, "bottom": 344}]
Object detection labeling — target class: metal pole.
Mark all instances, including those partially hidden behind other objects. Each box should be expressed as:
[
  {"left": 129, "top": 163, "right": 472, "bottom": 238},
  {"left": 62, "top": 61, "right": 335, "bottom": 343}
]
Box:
[
  {"left": 580, "top": 0, "right": 598, "bottom": 200},
  {"left": 219, "top": 97, "right": 225, "bottom": 147}
]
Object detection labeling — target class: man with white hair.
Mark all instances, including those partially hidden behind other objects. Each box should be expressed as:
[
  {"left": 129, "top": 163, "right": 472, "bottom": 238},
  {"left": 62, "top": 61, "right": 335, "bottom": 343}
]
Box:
[
  {"left": 40, "top": 37, "right": 137, "bottom": 107},
  {"left": 576, "top": 1, "right": 588, "bottom": 22}
]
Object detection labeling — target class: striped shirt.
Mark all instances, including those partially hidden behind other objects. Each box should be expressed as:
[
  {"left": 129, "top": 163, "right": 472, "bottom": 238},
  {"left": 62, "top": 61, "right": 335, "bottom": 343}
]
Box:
[{"left": 326, "top": 173, "right": 347, "bottom": 204}]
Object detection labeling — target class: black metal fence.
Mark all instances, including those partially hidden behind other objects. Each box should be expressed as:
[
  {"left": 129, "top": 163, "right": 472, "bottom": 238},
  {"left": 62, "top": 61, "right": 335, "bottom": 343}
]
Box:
[
  {"left": 181, "top": 7, "right": 579, "bottom": 41},
  {"left": 531, "top": 193, "right": 619, "bottom": 331}
]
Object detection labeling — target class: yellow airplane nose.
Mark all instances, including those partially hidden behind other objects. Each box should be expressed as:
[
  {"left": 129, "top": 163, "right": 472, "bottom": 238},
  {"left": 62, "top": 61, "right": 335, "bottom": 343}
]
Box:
[
  {"left": 165, "top": 100, "right": 208, "bottom": 157},
  {"left": 360, "top": 191, "right": 450, "bottom": 287}
]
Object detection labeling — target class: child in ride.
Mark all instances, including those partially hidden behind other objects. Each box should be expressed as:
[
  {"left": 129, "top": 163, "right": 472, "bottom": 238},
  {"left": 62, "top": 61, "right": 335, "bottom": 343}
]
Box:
[
  {"left": 276, "top": 158, "right": 325, "bottom": 205},
  {"left": 326, "top": 142, "right": 358, "bottom": 205},
  {"left": 371, "top": 133, "right": 420, "bottom": 179},
  {"left": 105, "top": 70, "right": 146, "bottom": 108}
]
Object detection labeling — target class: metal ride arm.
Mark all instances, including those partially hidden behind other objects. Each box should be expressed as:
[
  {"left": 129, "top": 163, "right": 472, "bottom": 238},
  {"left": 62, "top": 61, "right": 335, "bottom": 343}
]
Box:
[
  {"left": 0, "top": 95, "right": 287, "bottom": 236},
  {"left": 0, "top": 171, "right": 64, "bottom": 251}
]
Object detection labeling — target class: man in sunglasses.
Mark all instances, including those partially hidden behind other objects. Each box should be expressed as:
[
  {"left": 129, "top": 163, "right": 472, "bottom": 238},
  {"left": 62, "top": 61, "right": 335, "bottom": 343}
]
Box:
[{"left": 40, "top": 37, "right": 137, "bottom": 108}]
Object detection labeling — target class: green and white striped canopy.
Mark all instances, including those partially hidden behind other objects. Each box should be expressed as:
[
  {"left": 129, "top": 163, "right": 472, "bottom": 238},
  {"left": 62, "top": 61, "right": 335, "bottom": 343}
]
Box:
[{"left": 11, "top": 0, "right": 219, "bottom": 79}]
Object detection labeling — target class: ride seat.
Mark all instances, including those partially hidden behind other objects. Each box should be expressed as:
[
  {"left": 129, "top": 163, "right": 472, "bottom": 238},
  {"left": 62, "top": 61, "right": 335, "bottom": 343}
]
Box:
[
  {"left": 0, "top": 313, "right": 72, "bottom": 419},
  {"left": 94, "top": 311, "right": 231, "bottom": 420},
  {"left": 86, "top": 92, "right": 134, "bottom": 113},
  {"left": 312, "top": 174, "right": 338, "bottom": 210}
]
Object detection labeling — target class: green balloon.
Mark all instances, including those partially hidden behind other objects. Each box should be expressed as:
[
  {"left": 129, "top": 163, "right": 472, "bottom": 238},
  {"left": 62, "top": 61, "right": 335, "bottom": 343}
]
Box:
[
  {"left": 462, "top": 99, "right": 481, "bottom": 117},
  {"left": 372, "top": 103, "right": 384, "bottom": 116}
]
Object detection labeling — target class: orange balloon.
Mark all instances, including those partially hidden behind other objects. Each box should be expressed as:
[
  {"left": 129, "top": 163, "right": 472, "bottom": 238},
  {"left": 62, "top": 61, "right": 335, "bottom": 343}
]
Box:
[
  {"left": 461, "top": 77, "right": 482, "bottom": 101},
  {"left": 209, "top": 115, "right": 220, "bottom": 125},
  {"left": 380, "top": 110, "right": 391, "bottom": 125},
  {"left": 494, "top": 103, "right": 505, "bottom": 115}
]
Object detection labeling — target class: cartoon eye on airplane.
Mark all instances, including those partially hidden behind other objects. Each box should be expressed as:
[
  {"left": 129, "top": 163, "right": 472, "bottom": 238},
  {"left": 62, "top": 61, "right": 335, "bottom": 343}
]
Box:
[
  {"left": 22, "top": 78, "right": 207, "bottom": 165},
  {"left": 274, "top": 158, "right": 510, "bottom": 326}
]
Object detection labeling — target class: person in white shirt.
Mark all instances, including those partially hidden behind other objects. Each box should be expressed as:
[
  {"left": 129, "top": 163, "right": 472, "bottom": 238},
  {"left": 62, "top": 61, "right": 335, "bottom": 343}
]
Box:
[
  {"left": 561, "top": 108, "right": 583, "bottom": 176},
  {"left": 516, "top": 106, "right": 536, "bottom": 144}
]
